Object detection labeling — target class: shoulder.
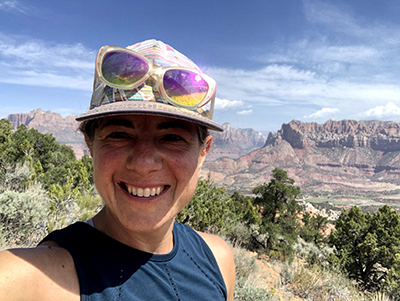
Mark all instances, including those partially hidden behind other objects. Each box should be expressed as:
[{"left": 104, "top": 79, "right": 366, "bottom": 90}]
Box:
[
  {"left": 0, "top": 244, "right": 79, "bottom": 301},
  {"left": 197, "top": 232, "right": 235, "bottom": 301}
]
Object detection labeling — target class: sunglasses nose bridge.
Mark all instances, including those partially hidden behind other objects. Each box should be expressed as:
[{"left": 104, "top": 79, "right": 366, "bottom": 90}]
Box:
[
  {"left": 145, "top": 65, "right": 163, "bottom": 89},
  {"left": 148, "top": 65, "right": 163, "bottom": 78}
]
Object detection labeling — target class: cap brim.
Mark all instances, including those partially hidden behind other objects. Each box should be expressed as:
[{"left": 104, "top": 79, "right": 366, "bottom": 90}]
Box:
[{"left": 76, "top": 101, "right": 223, "bottom": 132}]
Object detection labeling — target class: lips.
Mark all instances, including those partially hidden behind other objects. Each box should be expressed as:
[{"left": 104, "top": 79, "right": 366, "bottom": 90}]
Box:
[{"left": 120, "top": 182, "right": 167, "bottom": 198}]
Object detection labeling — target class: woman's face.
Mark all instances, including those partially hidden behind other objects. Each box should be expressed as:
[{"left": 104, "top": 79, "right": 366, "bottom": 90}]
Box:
[{"left": 87, "top": 114, "right": 211, "bottom": 233}]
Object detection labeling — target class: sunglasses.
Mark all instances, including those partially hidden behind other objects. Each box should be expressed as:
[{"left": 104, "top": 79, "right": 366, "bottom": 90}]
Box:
[{"left": 95, "top": 46, "right": 217, "bottom": 108}]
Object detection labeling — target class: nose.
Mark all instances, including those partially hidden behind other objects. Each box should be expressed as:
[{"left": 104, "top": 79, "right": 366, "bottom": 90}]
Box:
[{"left": 125, "top": 136, "right": 162, "bottom": 176}]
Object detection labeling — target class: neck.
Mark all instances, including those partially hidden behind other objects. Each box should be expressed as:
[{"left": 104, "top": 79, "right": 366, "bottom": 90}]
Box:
[{"left": 92, "top": 208, "right": 175, "bottom": 254}]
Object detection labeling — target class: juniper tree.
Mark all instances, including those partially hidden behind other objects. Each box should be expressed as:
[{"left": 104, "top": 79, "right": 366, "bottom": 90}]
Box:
[
  {"left": 252, "top": 168, "right": 301, "bottom": 260},
  {"left": 328, "top": 205, "right": 400, "bottom": 296}
]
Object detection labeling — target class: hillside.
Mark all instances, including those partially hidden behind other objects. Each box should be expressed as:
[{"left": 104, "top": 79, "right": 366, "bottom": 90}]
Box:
[
  {"left": 7, "top": 109, "right": 88, "bottom": 158},
  {"left": 6, "top": 109, "right": 267, "bottom": 160},
  {"left": 7, "top": 110, "right": 400, "bottom": 205},
  {"left": 202, "top": 119, "right": 400, "bottom": 206}
]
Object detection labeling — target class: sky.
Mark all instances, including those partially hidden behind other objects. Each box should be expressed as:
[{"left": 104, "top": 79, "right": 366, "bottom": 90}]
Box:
[{"left": 1, "top": 0, "right": 400, "bottom": 133}]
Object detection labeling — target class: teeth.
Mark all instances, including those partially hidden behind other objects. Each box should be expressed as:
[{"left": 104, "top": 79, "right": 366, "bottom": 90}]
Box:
[{"left": 125, "top": 184, "right": 164, "bottom": 198}]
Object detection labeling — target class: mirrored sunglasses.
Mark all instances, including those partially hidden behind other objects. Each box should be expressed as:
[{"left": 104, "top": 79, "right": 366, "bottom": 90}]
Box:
[{"left": 95, "top": 46, "right": 217, "bottom": 108}]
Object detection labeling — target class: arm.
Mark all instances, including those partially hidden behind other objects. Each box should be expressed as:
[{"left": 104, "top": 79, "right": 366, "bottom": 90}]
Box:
[
  {"left": 0, "top": 246, "right": 79, "bottom": 301},
  {"left": 198, "top": 232, "right": 235, "bottom": 301}
]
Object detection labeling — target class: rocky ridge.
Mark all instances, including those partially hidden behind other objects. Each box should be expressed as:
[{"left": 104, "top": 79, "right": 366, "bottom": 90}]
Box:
[
  {"left": 7, "top": 109, "right": 87, "bottom": 158},
  {"left": 202, "top": 119, "right": 400, "bottom": 203},
  {"left": 207, "top": 123, "right": 267, "bottom": 160},
  {"left": 6, "top": 109, "right": 265, "bottom": 160}
]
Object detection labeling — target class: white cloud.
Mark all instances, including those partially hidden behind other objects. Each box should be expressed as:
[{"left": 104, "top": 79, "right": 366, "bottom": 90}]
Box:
[
  {"left": 312, "top": 46, "right": 380, "bottom": 64},
  {"left": 363, "top": 102, "right": 400, "bottom": 118},
  {"left": 237, "top": 109, "right": 252, "bottom": 115},
  {"left": 0, "top": 0, "right": 28, "bottom": 14},
  {"left": 0, "top": 34, "right": 95, "bottom": 90},
  {"left": 207, "top": 0, "right": 400, "bottom": 124},
  {"left": 304, "top": 107, "right": 339, "bottom": 119},
  {"left": 214, "top": 97, "right": 245, "bottom": 110}
]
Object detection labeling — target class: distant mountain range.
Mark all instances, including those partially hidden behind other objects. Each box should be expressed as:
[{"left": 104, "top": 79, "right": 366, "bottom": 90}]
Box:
[
  {"left": 6, "top": 109, "right": 267, "bottom": 160},
  {"left": 201, "top": 119, "right": 400, "bottom": 206},
  {"left": 7, "top": 109, "right": 400, "bottom": 206}
]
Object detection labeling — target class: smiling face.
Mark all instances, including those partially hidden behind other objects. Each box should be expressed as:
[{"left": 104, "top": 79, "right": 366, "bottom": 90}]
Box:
[{"left": 86, "top": 114, "right": 211, "bottom": 238}]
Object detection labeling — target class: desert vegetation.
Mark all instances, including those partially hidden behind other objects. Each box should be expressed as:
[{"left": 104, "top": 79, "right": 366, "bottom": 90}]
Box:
[{"left": 2, "top": 119, "right": 400, "bottom": 300}]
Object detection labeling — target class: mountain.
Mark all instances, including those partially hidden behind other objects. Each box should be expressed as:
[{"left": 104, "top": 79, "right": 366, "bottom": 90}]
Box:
[
  {"left": 9, "top": 111, "right": 400, "bottom": 204},
  {"left": 207, "top": 123, "right": 267, "bottom": 160},
  {"left": 6, "top": 109, "right": 266, "bottom": 160},
  {"left": 7, "top": 109, "right": 88, "bottom": 158},
  {"left": 202, "top": 119, "right": 400, "bottom": 204}
]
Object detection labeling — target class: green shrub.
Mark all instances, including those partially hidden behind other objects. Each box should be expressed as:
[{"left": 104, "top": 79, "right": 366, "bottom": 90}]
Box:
[
  {"left": 295, "top": 237, "right": 333, "bottom": 266},
  {"left": 76, "top": 192, "right": 103, "bottom": 222},
  {"left": 280, "top": 260, "right": 365, "bottom": 301},
  {"left": 0, "top": 186, "right": 49, "bottom": 248},
  {"left": 233, "top": 247, "right": 276, "bottom": 301},
  {"left": 234, "top": 248, "right": 259, "bottom": 281},
  {"left": 234, "top": 278, "right": 274, "bottom": 301},
  {"left": 370, "top": 291, "right": 392, "bottom": 301},
  {"left": 0, "top": 161, "right": 32, "bottom": 193}
]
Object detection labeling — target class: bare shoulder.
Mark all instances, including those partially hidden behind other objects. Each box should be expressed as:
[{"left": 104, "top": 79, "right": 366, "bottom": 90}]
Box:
[
  {"left": 197, "top": 232, "right": 233, "bottom": 261},
  {"left": 0, "top": 243, "right": 79, "bottom": 301},
  {"left": 197, "top": 232, "right": 235, "bottom": 301}
]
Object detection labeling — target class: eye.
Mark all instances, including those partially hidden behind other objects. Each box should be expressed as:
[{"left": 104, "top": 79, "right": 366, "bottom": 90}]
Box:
[
  {"left": 107, "top": 132, "right": 130, "bottom": 139},
  {"left": 161, "top": 134, "right": 184, "bottom": 142}
]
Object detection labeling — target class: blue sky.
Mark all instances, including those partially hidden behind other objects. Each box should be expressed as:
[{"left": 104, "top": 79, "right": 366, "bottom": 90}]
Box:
[{"left": 1, "top": 0, "right": 400, "bottom": 133}]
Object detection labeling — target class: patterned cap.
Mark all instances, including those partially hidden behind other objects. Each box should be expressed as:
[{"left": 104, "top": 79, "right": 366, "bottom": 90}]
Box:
[{"left": 76, "top": 39, "right": 223, "bottom": 132}]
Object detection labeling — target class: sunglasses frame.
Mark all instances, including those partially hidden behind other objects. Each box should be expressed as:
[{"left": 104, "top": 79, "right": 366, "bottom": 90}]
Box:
[{"left": 95, "top": 45, "right": 217, "bottom": 109}]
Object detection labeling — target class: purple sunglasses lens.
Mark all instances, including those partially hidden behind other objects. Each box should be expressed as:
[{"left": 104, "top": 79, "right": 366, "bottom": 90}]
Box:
[
  {"left": 102, "top": 51, "right": 149, "bottom": 86},
  {"left": 163, "top": 70, "right": 208, "bottom": 106}
]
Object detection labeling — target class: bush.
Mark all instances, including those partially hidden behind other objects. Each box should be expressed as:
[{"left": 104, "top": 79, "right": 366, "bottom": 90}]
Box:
[
  {"left": 233, "top": 247, "right": 276, "bottom": 301},
  {"left": 0, "top": 161, "right": 32, "bottom": 193},
  {"left": 76, "top": 192, "right": 103, "bottom": 222},
  {"left": 225, "top": 223, "right": 258, "bottom": 250},
  {"left": 234, "top": 278, "right": 275, "bottom": 301},
  {"left": 294, "top": 237, "right": 333, "bottom": 266},
  {"left": 280, "top": 260, "right": 365, "bottom": 301},
  {"left": 0, "top": 186, "right": 49, "bottom": 248},
  {"left": 176, "top": 179, "right": 237, "bottom": 233}
]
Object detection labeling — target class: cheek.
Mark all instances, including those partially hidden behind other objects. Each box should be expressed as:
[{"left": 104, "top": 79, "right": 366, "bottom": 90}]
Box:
[
  {"left": 92, "top": 147, "right": 122, "bottom": 183},
  {"left": 172, "top": 151, "right": 202, "bottom": 192}
]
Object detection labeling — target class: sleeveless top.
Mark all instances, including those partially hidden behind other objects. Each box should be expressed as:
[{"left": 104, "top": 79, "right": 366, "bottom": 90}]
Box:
[{"left": 41, "top": 222, "right": 227, "bottom": 301}]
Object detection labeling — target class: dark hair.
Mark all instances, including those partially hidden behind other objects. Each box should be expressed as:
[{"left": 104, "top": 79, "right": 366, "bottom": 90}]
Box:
[
  {"left": 79, "top": 118, "right": 210, "bottom": 146},
  {"left": 78, "top": 118, "right": 101, "bottom": 142}
]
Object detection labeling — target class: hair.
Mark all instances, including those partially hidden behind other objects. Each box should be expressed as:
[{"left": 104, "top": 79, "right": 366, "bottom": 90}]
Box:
[{"left": 79, "top": 118, "right": 210, "bottom": 146}]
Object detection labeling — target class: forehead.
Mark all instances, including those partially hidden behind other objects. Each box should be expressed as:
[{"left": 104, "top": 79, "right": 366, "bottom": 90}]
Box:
[{"left": 98, "top": 114, "right": 198, "bottom": 133}]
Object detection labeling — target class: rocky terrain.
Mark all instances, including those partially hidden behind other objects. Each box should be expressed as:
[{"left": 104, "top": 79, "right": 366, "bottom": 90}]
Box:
[
  {"left": 7, "top": 110, "right": 400, "bottom": 205},
  {"left": 206, "top": 123, "right": 266, "bottom": 160},
  {"left": 6, "top": 109, "right": 266, "bottom": 160},
  {"left": 7, "top": 109, "right": 88, "bottom": 158},
  {"left": 202, "top": 119, "right": 400, "bottom": 205}
]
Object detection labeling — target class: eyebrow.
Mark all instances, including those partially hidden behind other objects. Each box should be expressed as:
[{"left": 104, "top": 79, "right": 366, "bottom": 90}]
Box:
[
  {"left": 100, "top": 119, "right": 135, "bottom": 130},
  {"left": 99, "top": 118, "right": 192, "bottom": 132},
  {"left": 157, "top": 120, "right": 192, "bottom": 132}
]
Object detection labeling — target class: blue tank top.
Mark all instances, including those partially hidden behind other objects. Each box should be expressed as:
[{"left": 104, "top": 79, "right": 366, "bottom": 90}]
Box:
[{"left": 41, "top": 222, "right": 227, "bottom": 300}]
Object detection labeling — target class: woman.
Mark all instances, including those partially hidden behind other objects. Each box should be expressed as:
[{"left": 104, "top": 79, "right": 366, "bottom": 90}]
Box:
[{"left": 0, "top": 39, "right": 235, "bottom": 300}]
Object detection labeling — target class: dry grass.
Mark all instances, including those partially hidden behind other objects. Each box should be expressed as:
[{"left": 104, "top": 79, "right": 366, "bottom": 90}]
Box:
[{"left": 232, "top": 246, "right": 392, "bottom": 301}]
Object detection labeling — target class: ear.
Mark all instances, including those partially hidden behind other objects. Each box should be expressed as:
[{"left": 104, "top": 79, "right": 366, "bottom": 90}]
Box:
[
  {"left": 84, "top": 134, "right": 93, "bottom": 157},
  {"left": 202, "top": 135, "right": 213, "bottom": 155},
  {"left": 198, "top": 135, "right": 213, "bottom": 166}
]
